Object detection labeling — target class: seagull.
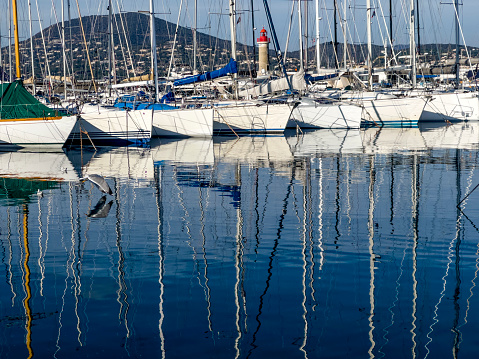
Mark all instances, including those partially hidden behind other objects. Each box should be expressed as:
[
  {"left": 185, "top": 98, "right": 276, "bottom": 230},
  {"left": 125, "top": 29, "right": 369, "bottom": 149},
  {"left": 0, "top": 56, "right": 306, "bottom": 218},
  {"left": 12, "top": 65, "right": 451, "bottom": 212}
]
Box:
[{"left": 80, "top": 174, "right": 113, "bottom": 195}]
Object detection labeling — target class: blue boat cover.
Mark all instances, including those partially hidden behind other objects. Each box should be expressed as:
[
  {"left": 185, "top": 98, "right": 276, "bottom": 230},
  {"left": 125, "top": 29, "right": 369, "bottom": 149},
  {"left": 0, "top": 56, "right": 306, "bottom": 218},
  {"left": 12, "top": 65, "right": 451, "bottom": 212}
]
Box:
[
  {"left": 173, "top": 58, "right": 238, "bottom": 87},
  {"left": 305, "top": 73, "right": 338, "bottom": 83},
  {"left": 416, "top": 74, "right": 439, "bottom": 79}
]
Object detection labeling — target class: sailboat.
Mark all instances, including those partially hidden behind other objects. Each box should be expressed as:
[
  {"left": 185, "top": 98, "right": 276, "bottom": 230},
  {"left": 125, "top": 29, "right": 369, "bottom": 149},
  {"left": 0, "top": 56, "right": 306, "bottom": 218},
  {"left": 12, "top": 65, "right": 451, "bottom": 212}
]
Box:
[
  {"left": 0, "top": 0, "right": 76, "bottom": 148},
  {"left": 288, "top": 0, "right": 363, "bottom": 129},
  {"left": 65, "top": 2, "right": 153, "bottom": 146},
  {"left": 210, "top": 0, "right": 295, "bottom": 134},
  {"left": 418, "top": 0, "right": 479, "bottom": 122}
]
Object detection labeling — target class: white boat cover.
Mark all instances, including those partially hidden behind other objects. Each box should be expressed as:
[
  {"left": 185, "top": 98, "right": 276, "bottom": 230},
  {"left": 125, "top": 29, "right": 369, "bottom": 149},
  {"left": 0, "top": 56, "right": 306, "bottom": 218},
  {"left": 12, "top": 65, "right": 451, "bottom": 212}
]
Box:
[{"left": 239, "top": 69, "right": 307, "bottom": 98}]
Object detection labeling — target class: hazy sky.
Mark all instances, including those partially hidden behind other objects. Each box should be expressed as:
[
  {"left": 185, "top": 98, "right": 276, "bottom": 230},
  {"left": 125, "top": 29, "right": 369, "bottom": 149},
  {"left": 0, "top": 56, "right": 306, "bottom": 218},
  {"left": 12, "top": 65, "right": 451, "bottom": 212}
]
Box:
[{"left": 2, "top": 0, "right": 479, "bottom": 51}]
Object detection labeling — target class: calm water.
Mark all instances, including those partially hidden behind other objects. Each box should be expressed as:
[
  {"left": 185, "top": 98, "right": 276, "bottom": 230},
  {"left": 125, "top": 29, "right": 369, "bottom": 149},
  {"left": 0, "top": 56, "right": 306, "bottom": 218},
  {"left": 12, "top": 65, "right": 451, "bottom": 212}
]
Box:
[{"left": 2, "top": 122, "right": 479, "bottom": 358}]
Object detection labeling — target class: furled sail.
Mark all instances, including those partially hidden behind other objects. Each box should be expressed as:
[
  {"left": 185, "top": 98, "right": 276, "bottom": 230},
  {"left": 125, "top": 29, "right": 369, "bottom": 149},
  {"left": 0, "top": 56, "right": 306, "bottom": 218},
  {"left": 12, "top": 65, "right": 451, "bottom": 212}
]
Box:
[
  {"left": 173, "top": 58, "right": 238, "bottom": 87},
  {"left": 238, "top": 69, "right": 307, "bottom": 98}
]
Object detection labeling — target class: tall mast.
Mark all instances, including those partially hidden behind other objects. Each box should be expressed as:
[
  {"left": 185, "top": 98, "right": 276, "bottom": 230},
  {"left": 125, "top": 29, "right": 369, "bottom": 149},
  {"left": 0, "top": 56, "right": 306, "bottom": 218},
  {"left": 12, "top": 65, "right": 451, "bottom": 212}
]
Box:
[
  {"left": 12, "top": 0, "right": 21, "bottom": 79},
  {"left": 343, "top": 0, "right": 347, "bottom": 69},
  {"left": 410, "top": 0, "right": 416, "bottom": 88},
  {"left": 455, "top": 0, "right": 460, "bottom": 87},
  {"left": 304, "top": 0, "right": 308, "bottom": 71},
  {"left": 334, "top": 0, "right": 338, "bottom": 69},
  {"left": 61, "top": 0, "right": 67, "bottom": 99},
  {"left": 416, "top": 0, "right": 420, "bottom": 56},
  {"left": 28, "top": 0, "right": 35, "bottom": 92},
  {"left": 389, "top": 0, "right": 393, "bottom": 62},
  {"left": 150, "top": 0, "right": 159, "bottom": 101},
  {"left": 251, "top": 0, "right": 257, "bottom": 75},
  {"left": 298, "top": 0, "right": 304, "bottom": 69},
  {"left": 315, "top": 0, "right": 320, "bottom": 72},
  {"left": 229, "top": 0, "right": 238, "bottom": 99},
  {"left": 68, "top": 0, "right": 75, "bottom": 93},
  {"left": 8, "top": 3, "right": 12, "bottom": 80},
  {"left": 366, "top": 0, "right": 372, "bottom": 90},
  {"left": 193, "top": 0, "right": 197, "bottom": 74},
  {"left": 108, "top": 0, "right": 112, "bottom": 96}
]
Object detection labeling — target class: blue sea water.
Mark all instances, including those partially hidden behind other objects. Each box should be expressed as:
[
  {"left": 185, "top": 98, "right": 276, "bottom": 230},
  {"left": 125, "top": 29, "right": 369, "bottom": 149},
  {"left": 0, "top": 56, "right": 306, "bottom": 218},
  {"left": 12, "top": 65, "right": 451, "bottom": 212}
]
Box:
[{"left": 2, "top": 123, "right": 479, "bottom": 358}]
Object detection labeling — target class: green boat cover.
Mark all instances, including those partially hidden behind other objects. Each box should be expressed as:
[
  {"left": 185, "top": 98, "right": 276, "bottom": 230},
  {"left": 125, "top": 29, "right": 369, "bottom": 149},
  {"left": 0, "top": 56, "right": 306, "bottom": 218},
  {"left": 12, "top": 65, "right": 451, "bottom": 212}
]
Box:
[{"left": 0, "top": 80, "right": 59, "bottom": 119}]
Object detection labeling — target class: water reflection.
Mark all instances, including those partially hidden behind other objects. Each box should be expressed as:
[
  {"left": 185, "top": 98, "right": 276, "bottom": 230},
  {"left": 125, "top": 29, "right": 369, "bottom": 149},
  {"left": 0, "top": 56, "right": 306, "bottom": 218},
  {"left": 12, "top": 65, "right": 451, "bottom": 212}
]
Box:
[{"left": 1, "top": 125, "right": 479, "bottom": 357}]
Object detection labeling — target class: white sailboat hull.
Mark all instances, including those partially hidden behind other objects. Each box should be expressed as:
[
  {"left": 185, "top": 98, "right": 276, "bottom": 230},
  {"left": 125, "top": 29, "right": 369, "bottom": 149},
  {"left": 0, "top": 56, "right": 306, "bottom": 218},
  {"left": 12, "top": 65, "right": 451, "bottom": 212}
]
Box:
[
  {"left": 152, "top": 107, "right": 213, "bottom": 137},
  {"left": 0, "top": 115, "right": 77, "bottom": 148},
  {"left": 69, "top": 104, "right": 152, "bottom": 146},
  {"left": 421, "top": 91, "right": 479, "bottom": 122},
  {"left": 289, "top": 98, "right": 362, "bottom": 129},
  {"left": 213, "top": 103, "right": 292, "bottom": 134},
  {"left": 320, "top": 91, "right": 426, "bottom": 127}
]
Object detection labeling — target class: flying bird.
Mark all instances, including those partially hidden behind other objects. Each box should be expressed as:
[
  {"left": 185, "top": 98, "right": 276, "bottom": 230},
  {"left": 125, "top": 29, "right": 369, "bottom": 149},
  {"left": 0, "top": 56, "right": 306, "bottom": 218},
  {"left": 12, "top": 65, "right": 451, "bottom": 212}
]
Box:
[{"left": 80, "top": 174, "right": 113, "bottom": 195}]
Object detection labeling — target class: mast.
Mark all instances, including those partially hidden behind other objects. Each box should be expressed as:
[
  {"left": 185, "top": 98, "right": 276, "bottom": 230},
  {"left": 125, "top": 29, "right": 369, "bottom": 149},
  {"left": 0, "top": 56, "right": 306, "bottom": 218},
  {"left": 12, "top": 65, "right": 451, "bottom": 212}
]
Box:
[
  {"left": 12, "top": 0, "right": 21, "bottom": 79},
  {"left": 68, "top": 0, "right": 75, "bottom": 94},
  {"left": 334, "top": 0, "right": 338, "bottom": 69},
  {"left": 389, "top": 0, "right": 393, "bottom": 63},
  {"left": 8, "top": 4, "right": 12, "bottom": 81},
  {"left": 343, "top": 0, "right": 347, "bottom": 69},
  {"left": 410, "top": 0, "right": 416, "bottom": 88},
  {"left": 193, "top": 0, "right": 197, "bottom": 74},
  {"left": 108, "top": 0, "right": 112, "bottom": 97},
  {"left": 455, "top": 0, "right": 460, "bottom": 87},
  {"left": 28, "top": 0, "right": 35, "bottom": 92},
  {"left": 304, "top": 0, "right": 308, "bottom": 71},
  {"left": 61, "top": 0, "right": 67, "bottom": 99},
  {"left": 315, "top": 0, "right": 320, "bottom": 72},
  {"left": 416, "top": 0, "right": 420, "bottom": 56},
  {"left": 150, "top": 0, "right": 159, "bottom": 101},
  {"left": 229, "top": 0, "right": 238, "bottom": 99},
  {"left": 366, "top": 0, "right": 372, "bottom": 90},
  {"left": 251, "top": 0, "right": 256, "bottom": 75},
  {"left": 298, "top": 0, "right": 304, "bottom": 69}
]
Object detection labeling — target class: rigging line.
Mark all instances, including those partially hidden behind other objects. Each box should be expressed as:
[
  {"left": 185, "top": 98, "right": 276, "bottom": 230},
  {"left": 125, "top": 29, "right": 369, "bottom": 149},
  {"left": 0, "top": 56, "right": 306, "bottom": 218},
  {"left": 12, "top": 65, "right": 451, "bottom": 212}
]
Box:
[
  {"left": 376, "top": 0, "right": 397, "bottom": 64},
  {"left": 322, "top": 0, "right": 340, "bottom": 69},
  {"left": 34, "top": 0, "right": 53, "bottom": 90},
  {"left": 74, "top": 0, "right": 97, "bottom": 92},
  {"left": 283, "top": 0, "right": 296, "bottom": 66},
  {"left": 112, "top": 9, "right": 130, "bottom": 82},
  {"left": 167, "top": 0, "right": 184, "bottom": 79},
  {"left": 115, "top": 0, "right": 137, "bottom": 77},
  {"left": 346, "top": 0, "right": 366, "bottom": 67},
  {"left": 371, "top": 0, "right": 388, "bottom": 68},
  {"left": 452, "top": 1, "right": 473, "bottom": 73}
]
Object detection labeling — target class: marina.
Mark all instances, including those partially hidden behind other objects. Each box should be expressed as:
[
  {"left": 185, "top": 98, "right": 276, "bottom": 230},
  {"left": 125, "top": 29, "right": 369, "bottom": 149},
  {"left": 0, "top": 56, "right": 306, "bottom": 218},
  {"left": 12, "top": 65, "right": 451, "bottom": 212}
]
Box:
[{"left": 2, "top": 0, "right": 479, "bottom": 357}]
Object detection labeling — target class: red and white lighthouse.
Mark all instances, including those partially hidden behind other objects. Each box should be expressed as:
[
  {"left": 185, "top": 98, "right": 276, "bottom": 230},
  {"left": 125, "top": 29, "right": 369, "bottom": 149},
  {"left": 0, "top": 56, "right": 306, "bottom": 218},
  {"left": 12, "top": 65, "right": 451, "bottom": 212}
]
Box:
[{"left": 257, "top": 27, "right": 270, "bottom": 76}]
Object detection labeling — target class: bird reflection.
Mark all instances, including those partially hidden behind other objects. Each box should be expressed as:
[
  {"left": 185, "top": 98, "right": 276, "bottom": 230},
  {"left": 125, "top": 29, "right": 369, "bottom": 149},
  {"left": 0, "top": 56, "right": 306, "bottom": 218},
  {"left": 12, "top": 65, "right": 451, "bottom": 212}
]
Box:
[{"left": 86, "top": 196, "right": 113, "bottom": 218}]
